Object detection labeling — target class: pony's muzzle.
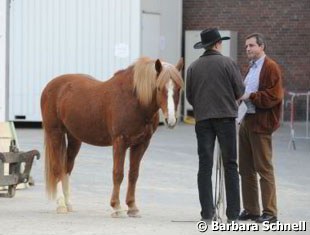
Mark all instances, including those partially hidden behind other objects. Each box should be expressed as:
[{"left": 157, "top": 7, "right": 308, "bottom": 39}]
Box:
[{"left": 165, "top": 118, "right": 177, "bottom": 129}]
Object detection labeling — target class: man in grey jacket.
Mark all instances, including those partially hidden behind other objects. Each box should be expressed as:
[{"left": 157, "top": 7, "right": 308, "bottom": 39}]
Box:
[{"left": 186, "top": 28, "right": 244, "bottom": 222}]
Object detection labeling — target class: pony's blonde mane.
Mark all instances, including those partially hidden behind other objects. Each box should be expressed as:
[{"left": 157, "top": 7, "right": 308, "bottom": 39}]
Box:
[
  {"left": 133, "top": 58, "right": 183, "bottom": 106},
  {"left": 133, "top": 58, "right": 157, "bottom": 106}
]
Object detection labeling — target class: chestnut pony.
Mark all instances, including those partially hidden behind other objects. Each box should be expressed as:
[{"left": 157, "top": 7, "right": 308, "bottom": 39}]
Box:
[{"left": 40, "top": 57, "right": 184, "bottom": 216}]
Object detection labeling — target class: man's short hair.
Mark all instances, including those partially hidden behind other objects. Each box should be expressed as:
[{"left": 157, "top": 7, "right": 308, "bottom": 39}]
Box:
[{"left": 246, "top": 33, "right": 267, "bottom": 51}]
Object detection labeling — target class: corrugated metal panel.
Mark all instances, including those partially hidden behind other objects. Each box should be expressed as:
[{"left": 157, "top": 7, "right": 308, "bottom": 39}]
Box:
[
  {"left": 0, "top": 0, "right": 8, "bottom": 122},
  {"left": 9, "top": 0, "right": 140, "bottom": 121}
]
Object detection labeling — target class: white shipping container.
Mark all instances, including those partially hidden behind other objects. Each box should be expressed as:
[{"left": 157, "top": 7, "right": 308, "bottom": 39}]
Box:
[{"left": 7, "top": 0, "right": 182, "bottom": 122}]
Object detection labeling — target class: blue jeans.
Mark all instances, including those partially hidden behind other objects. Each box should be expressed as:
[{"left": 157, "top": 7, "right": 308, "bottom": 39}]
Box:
[{"left": 195, "top": 118, "right": 240, "bottom": 220}]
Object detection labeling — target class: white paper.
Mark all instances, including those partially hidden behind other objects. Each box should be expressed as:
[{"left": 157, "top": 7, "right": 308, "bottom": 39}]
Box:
[
  {"left": 159, "top": 36, "right": 166, "bottom": 50},
  {"left": 236, "top": 101, "right": 248, "bottom": 124}
]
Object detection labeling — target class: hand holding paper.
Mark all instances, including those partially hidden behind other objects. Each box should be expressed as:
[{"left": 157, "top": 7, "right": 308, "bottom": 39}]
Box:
[
  {"left": 236, "top": 101, "right": 248, "bottom": 124},
  {"left": 238, "top": 93, "right": 250, "bottom": 101}
]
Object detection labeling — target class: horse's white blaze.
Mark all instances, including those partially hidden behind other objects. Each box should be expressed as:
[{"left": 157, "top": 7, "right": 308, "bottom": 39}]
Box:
[{"left": 166, "top": 79, "right": 176, "bottom": 126}]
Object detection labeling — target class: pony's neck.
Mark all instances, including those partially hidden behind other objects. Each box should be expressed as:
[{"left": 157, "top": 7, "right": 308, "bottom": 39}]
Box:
[{"left": 142, "top": 93, "right": 160, "bottom": 121}]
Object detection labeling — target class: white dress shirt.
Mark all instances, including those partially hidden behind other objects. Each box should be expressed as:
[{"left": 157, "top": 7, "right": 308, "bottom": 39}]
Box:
[{"left": 244, "top": 55, "right": 265, "bottom": 113}]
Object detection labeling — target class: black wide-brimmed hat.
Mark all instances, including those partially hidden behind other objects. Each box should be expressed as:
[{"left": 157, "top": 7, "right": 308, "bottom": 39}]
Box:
[{"left": 194, "top": 28, "right": 230, "bottom": 49}]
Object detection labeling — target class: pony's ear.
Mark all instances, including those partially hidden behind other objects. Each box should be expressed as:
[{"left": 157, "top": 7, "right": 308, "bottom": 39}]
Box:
[
  {"left": 175, "top": 58, "right": 184, "bottom": 71},
  {"left": 155, "top": 59, "right": 162, "bottom": 74}
]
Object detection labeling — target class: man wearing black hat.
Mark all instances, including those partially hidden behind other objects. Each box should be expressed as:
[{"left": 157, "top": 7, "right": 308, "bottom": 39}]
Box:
[{"left": 186, "top": 28, "right": 244, "bottom": 222}]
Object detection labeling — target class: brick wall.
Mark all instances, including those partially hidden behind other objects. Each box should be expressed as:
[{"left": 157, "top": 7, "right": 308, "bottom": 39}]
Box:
[{"left": 183, "top": 0, "right": 310, "bottom": 120}]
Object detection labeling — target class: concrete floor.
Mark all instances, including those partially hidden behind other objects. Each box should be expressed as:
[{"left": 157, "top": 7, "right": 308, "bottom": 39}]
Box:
[{"left": 0, "top": 122, "right": 309, "bottom": 235}]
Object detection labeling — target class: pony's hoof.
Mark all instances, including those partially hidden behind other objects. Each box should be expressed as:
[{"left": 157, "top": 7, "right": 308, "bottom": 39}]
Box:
[
  {"left": 111, "top": 210, "right": 126, "bottom": 218},
  {"left": 127, "top": 209, "right": 141, "bottom": 218},
  {"left": 66, "top": 204, "right": 73, "bottom": 212},
  {"left": 56, "top": 206, "right": 68, "bottom": 214}
]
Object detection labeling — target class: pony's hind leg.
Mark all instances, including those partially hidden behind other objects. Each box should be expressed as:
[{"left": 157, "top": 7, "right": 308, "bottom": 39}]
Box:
[
  {"left": 55, "top": 132, "right": 81, "bottom": 213},
  {"left": 61, "top": 174, "right": 71, "bottom": 212},
  {"left": 110, "top": 137, "right": 127, "bottom": 218},
  {"left": 44, "top": 127, "right": 68, "bottom": 213},
  {"left": 56, "top": 180, "right": 68, "bottom": 213},
  {"left": 126, "top": 141, "right": 150, "bottom": 217},
  {"left": 63, "top": 133, "right": 82, "bottom": 212}
]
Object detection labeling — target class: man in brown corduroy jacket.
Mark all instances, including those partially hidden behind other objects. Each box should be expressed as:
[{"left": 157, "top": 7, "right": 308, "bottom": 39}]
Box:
[{"left": 238, "top": 33, "right": 284, "bottom": 224}]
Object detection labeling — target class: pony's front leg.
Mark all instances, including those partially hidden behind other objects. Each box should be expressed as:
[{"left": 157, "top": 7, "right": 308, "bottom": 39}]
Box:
[
  {"left": 56, "top": 174, "right": 72, "bottom": 213},
  {"left": 126, "top": 141, "right": 150, "bottom": 217},
  {"left": 110, "top": 137, "right": 127, "bottom": 218}
]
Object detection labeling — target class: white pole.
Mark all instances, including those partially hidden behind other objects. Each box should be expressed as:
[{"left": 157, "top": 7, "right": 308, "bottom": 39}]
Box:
[{"left": 0, "top": 0, "right": 8, "bottom": 122}]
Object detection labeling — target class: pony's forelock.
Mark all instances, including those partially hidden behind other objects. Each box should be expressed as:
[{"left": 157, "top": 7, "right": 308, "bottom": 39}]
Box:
[
  {"left": 133, "top": 58, "right": 184, "bottom": 106},
  {"left": 156, "top": 64, "right": 184, "bottom": 91}
]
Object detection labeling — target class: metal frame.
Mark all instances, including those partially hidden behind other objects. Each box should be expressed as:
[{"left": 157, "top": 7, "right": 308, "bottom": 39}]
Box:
[{"left": 288, "top": 91, "right": 310, "bottom": 150}]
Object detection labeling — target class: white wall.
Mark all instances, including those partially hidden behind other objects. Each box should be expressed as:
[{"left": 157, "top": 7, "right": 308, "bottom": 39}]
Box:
[
  {"left": 159, "top": 0, "right": 182, "bottom": 64},
  {"left": 141, "top": 0, "right": 182, "bottom": 64},
  {"left": 0, "top": 0, "right": 8, "bottom": 122}
]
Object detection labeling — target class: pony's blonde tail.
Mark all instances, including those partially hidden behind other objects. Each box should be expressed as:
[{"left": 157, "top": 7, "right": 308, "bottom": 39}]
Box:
[{"left": 44, "top": 128, "right": 67, "bottom": 200}]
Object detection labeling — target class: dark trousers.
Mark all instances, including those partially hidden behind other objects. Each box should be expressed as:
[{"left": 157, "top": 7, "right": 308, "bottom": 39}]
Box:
[
  {"left": 239, "top": 115, "right": 277, "bottom": 216},
  {"left": 195, "top": 118, "right": 240, "bottom": 220}
]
